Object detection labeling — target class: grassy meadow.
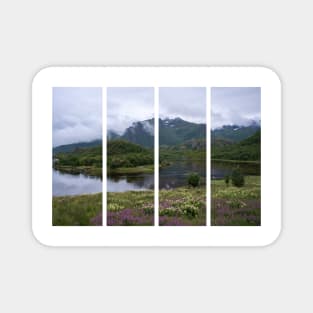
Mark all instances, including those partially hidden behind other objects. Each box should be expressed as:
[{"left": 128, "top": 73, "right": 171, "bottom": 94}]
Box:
[
  {"left": 211, "top": 175, "right": 261, "bottom": 226},
  {"left": 53, "top": 193, "right": 102, "bottom": 226},
  {"left": 159, "top": 187, "right": 206, "bottom": 226},
  {"left": 107, "top": 191, "right": 154, "bottom": 226},
  {"left": 107, "top": 187, "right": 206, "bottom": 226}
]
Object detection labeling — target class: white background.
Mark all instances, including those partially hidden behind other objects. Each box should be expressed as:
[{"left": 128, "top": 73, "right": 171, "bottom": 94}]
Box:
[
  {"left": 0, "top": 0, "right": 311, "bottom": 312},
  {"left": 32, "top": 67, "right": 281, "bottom": 246}
]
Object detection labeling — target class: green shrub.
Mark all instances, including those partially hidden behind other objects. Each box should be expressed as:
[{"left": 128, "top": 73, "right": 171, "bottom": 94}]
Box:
[
  {"left": 181, "top": 204, "right": 199, "bottom": 218},
  {"left": 187, "top": 173, "right": 200, "bottom": 187},
  {"left": 231, "top": 168, "right": 245, "bottom": 187},
  {"left": 224, "top": 175, "right": 230, "bottom": 186}
]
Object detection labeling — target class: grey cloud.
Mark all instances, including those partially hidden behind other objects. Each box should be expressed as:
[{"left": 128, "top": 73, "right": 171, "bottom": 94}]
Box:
[
  {"left": 53, "top": 87, "right": 102, "bottom": 147},
  {"left": 211, "top": 87, "right": 261, "bottom": 129},
  {"left": 107, "top": 87, "right": 154, "bottom": 134},
  {"left": 159, "top": 87, "right": 206, "bottom": 123}
]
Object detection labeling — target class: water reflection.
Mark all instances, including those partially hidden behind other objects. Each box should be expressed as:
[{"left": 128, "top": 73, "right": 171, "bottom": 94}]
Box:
[
  {"left": 211, "top": 161, "right": 260, "bottom": 179},
  {"left": 159, "top": 160, "right": 206, "bottom": 189},
  {"left": 53, "top": 169, "right": 102, "bottom": 196},
  {"left": 107, "top": 174, "right": 154, "bottom": 192}
]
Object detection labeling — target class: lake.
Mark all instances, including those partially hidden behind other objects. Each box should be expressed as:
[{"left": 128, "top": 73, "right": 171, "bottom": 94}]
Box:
[
  {"left": 108, "top": 160, "right": 259, "bottom": 192},
  {"left": 211, "top": 160, "right": 260, "bottom": 179},
  {"left": 108, "top": 160, "right": 206, "bottom": 192},
  {"left": 53, "top": 169, "right": 102, "bottom": 196},
  {"left": 53, "top": 160, "right": 260, "bottom": 195},
  {"left": 159, "top": 160, "right": 206, "bottom": 189},
  {"left": 108, "top": 174, "right": 154, "bottom": 192}
]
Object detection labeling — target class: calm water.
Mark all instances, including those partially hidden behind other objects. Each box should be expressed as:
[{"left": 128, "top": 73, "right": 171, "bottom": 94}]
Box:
[
  {"left": 159, "top": 160, "right": 206, "bottom": 189},
  {"left": 211, "top": 161, "right": 260, "bottom": 179},
  {"left": 107, "top": 160, "right": 206, "bottom": 192},
  {"left": 53, "top": 160, "right": 260, "bottom": 195},
  {"left": 107, "top": 174, "right": 154, "bottom": 192},
  {"left": 53, "top": 169, "right": 102, "bottom": 196}
]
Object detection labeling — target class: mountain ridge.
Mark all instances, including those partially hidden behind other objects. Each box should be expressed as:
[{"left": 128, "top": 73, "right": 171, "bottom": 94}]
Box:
[{"left": 53, "top": 118, "right": 260, "bottom": 152}]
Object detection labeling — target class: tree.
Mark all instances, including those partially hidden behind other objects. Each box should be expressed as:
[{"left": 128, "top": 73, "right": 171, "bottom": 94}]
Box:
[
  {"left": 231, "top": 168, "right": 245, "bottom": 187},
  {"left": 188, "top": 173, "right": 200, "bottom": 187},
  {"left": 224, "top": 175, "right": 230, "bottom": 186}
]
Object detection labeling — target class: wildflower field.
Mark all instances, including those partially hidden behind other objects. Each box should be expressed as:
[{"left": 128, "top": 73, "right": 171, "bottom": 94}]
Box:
[
  {"left": 52, "top": 176, "right": 259, "bottom": 227},
  {"left": 107, "top": 187, "right": 206, "bottom": 226},
  {"left": 107, "top": 191, "right": 154, "bottom": 226},
  {"left": 159, "top": 187, "right": 206, "bottom": 226},
  {"left": 211, "top": 176, "right": 261, "bottom": 226}
]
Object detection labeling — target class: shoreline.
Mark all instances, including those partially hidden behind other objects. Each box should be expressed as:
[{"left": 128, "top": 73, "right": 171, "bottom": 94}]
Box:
[{"left": 211, "top": 159, "right": 260, "bottom": 165}]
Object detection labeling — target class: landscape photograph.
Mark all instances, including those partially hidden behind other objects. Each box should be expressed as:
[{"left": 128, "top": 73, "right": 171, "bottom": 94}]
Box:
[
  {"left": 211, "top": 87, "right": 261, "bottom": 226},
  {"left": 159, "top": 87, "right": 206, "bottom": 226},
  {"left": 52, "top": 87, "right": 103, "bottom": 226},
  {"left": 107, "top": 87, "right": 155, "bottom": 226}
]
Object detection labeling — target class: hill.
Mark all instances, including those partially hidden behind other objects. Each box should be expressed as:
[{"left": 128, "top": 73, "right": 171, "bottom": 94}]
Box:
[
  {"left": 107, "top": 139, "right": 153, "bottom": 173},
  {"left": 212, "top": 129, "right": 261, "bottom": 161},
  {"left": 108, "top": 139, "right": 149, "bottom": 155},
  {"left": 53, "top": 145, "right": 102, "bottom": 177},
  {"left": 53, "top": 139, "right": 102, "bottom": 154}
]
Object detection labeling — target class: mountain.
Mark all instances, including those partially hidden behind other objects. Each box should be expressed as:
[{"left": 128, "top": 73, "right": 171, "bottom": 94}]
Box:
[
  {"left": 53, "top": 139, "right": 102, "bottom": 154},
  {"left": 107, "top": 130, "right": 120, "bottom": 141},
  {"left": 108, "top": 118, "right": 206, "bottom": 147},
  {"left": 54, "top": 120, "right": 260, "bottom": 154},
  {"left": 212, "top": 129, "right": 261, "bottom": 161},
  {"left": 211, "top": 123, "right": 260, "bottom": 143},
  {"left": 159, "top": 118, "right": 206, "bottom": 146},
  {"left": 122, "top": 119, "right": 154, "bottom": 148}
]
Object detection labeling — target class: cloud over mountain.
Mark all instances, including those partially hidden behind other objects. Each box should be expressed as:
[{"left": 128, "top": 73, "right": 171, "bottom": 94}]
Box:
[{"left": 53, "top": 87, "right": 102, "bottom": 147}]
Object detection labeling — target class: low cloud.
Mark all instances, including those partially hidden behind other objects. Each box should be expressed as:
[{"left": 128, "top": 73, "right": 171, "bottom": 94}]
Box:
[
  {"left": 211, "top": 87, "right": 261, "bottom": 129},
  {"left": 107, "top": 87, "right": 154, "bottom": 134},
  {"left": 53, "top": 87, "right": 102, "bottom": 147},
  {"left": 159, "top": 87, "right": 206, "bottom": 123}
]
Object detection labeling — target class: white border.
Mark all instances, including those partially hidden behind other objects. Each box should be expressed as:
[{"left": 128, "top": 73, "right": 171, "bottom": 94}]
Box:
[{"left": 32, "top": 67, "right": 281, "bottom": 246}]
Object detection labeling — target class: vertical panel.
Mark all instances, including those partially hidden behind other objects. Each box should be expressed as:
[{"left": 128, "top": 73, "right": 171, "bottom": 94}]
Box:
[
  {"left": 211, "top": 87, "right": 261, "bottom": 226},
  {"left": 206, "top": 87, "right": 211, "bottom": 227},
  {"left": 107, "top": 87, "right": 155, "bottom": 226},
  {"left": 52, "top": 87, "right": 103, "bottom": 226},
  {"left": 159, "top": 87, "right": 207, "bottom": 226},
  {"left": 154, "top": 88, "right": 159, "bottom": 227},
  {"left": 102, "top": 87, "right": 107, "bottom": 227}
]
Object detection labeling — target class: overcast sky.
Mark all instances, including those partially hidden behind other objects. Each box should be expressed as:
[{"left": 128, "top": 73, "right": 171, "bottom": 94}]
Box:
[
  {"left": 53, "top": 87, "right": 102, "bottom": 147},
  {"left": 211, "top": 87, "right": 261, "bottom": 129},
  {"left": 107, "top": 87, "right": 154, "bottom": 134},
  {"left": 159, "top": 87, "right": 206, "bottom": 123}
]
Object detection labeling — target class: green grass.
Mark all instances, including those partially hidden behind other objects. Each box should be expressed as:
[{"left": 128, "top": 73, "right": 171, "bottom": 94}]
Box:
[
  {"left": 211, "top": 176, "right": 261, "bottom": 226},
  {"left": 53, "top": 193, "right": 102, "bottom": 226},
  {"left": 108, "top": 165, "right": 154, "bottom": 175},
  {"left": 212, "top": 176, "right": 260, "bottom": 199},
  {"left": 211, "top": 159, "right": 260, "bottom": 165}
]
